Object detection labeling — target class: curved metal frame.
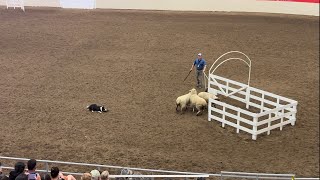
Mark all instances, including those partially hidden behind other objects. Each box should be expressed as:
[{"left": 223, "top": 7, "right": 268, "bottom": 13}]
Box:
[
  {"left": 209, "top": 51, "right": 252, "bottom": 86},
  {"left": 207, "top": 51, "right": 252, "bottom": 96}
]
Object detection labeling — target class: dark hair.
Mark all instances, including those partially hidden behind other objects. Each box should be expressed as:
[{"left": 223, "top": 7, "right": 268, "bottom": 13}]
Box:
[
  {"left": 44, "top": 174, "right": 51, "bottom": 180},
  {"left": 50, "top": 167, "right": 59, "bottom": 179},
  {"left": 15, "top": 174, "right": 28, "bottom": 180},
  {"left": 27, "top": 159, "right": 36, "bottom": 171},
  {"left": 14, "top": 162, "right": 26, "bottom": 174}
]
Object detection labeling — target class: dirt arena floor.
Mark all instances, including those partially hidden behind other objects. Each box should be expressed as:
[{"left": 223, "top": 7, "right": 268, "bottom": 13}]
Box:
[{"left": 0, "top": 7, "right": 319, "bottom": 178}]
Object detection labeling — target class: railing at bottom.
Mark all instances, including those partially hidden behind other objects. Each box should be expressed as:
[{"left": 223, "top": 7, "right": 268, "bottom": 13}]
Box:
[{"left": 1, "top": 156, "right": 319, "bottom": 179}]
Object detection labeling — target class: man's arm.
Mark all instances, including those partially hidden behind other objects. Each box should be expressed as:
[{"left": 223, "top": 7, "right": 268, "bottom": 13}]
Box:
[
  {"left": 190, "top": 60, "right": 196, "bottom": 71},
  {"left": 203, "top": 60, "right": 207, "bottom": 72},
  {"left": 190, "top": 64, "right": 194, "bottom": 71}
]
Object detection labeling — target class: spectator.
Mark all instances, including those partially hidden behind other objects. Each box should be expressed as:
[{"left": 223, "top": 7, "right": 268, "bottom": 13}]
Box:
[
  {"left": 81, "top": 173, "right": 91, "bottom": 180},
  {"left": 50, "top": 167, "right": 75, "bottom": 180},
  {"left": 40, "top": 173, "right": 51, "bottom": 180},
  {"left": 100, "top": 171, "right": 109, "bottom": 180},
  {"left": 9, "top": 162, "right": 25, "bottom": 180},
  {"left": 90, "top": 170, "right": 100, "bottom": 180},
  {"left": 26, "top": 159, "right": 40, "bottom": 180},
  {"left": 15, "top": 174, "right": 28, "bottom": 180},
  {"left": 43, "top": 174, "right": 51, "bottom": 180}
]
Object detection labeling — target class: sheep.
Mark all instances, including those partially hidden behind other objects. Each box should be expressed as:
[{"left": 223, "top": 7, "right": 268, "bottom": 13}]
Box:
[
  {"left": 175, "top": 88, "right": 194, "bottom": 114},
  {"left": 198, "top": 92, "right": 219, "bottom": 103},
  {"left": 189, "top": 88, "right": 207, "bottom": 116}
]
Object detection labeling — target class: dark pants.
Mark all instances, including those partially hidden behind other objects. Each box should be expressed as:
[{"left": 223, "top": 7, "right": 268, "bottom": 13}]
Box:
[{"left": 196, "top": 69, "right": 203, "bottom": 88}]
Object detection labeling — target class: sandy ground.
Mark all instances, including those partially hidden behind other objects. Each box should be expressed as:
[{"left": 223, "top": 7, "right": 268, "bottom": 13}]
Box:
[{"left": 0, "top": 7, "right": 319, "bottom": 177}]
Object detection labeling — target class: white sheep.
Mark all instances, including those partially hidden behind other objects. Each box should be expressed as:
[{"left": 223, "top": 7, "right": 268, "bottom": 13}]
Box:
[
  {"left": 198, "top": 92, "right": 219, "bottom": 103},
  {"left": 189, "top": 88, "right": 207, "bottom": 116},
  {"left": 175, "top": 89, "right": 194, "bottom": 113}
]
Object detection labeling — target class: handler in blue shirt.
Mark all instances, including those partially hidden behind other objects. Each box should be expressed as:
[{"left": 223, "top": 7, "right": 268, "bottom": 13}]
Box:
[{"left": 190, "top": 53, "right": 207, "bottom": 88}]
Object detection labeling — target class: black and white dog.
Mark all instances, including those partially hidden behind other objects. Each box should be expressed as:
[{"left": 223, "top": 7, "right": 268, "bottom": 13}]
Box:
[{"left": 86, "top": 104, "right": 108, "bottom": 113}]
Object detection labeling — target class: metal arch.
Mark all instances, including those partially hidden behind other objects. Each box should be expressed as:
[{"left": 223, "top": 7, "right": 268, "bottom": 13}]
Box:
[
  {"left": 208, "top": 51, "right": 252, "bottom": 87},
  {"left": 209, "top": 51, "right": 252, "bottom": 74}
]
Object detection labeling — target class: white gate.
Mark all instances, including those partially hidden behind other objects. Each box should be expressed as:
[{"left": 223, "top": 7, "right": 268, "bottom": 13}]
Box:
[
  {"left": 6, "top": 0, "right": 25, "bottom": 11},
  {"left": 207, "top": 51, "right": 298, "bottom": 140}
]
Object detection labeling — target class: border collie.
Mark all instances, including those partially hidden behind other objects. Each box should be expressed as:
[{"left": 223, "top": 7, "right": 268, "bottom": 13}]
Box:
[{"left": 86, "top": 104, "right": 108, "bottom": 113}]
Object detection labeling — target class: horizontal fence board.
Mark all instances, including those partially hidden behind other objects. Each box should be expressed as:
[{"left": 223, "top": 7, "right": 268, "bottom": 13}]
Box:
[
  {"left": 256, "top": 103, "right": 296, "bottom": 117},
  {"left": 210, "top": 74, "right": 297, "bottom": 104},
  {"left": 257, "top": 111, "right": 296, "bottom": 126},
  {"left": 248, "top": 86, "right": 297, "bottom": 104},
  {"left": 209, "top": 82, "right": 296, "bottom": 116},
  {"left": 256, "top": 120, "right": 294, "bottom": 135},
  {"left": 210, "top": 74, "right": 248, "bottom": 88},
  {"left": 209, "top": 115, "right": 254, "bottom": 134},
  {"left": 210, "top": 107, "right": 254, "bottom": 125},
  {"left": 210, "top": 99, "right": 256, "bottom": 117}
]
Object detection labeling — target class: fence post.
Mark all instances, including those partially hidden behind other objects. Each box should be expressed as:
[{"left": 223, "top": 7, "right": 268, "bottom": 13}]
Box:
[
  {"left": 260, "top": 93, "right": 265, "bottom": 113},
  {"left": 267, "top": 114, "right": 271, "bottom": 135},
  {"left": 280, "top": 109, "right": 285, "bottom": 131},
  {"left": 45, "top": 162, "right": 49, "bottom": 174},
  {"left": 236, "top": 111, "right": 240, "bottom": 133},
  {"left": 252, "top": 117, "right": 258, "bottom": 140},
  {"left": 245, "top": 87, "right": 250, "bottom": 109},
  {"left": 291, "top": 105, "right": 297, "bottom": 126},
  {"left": 222, "top": 106, "right": 226, "bottom": 128},
  {"left": 208, "top": 99, "right": 211, "bottom": 122}
]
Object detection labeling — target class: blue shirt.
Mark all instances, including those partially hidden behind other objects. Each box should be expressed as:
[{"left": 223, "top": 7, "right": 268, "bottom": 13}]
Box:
[{"left": 194, "top": 58, "right": 206, "bottom": 70}]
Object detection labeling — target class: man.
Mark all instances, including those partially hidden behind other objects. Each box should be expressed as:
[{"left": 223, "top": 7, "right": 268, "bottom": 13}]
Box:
[
  {"left": 190, "top": 53, "right": 207, "bottom": 88},
  {"left": 9, "top": 162, "right": 25, "bottom": 180},
  {"left": 26, "top": 159, "right": 41, "bottom": 180}
]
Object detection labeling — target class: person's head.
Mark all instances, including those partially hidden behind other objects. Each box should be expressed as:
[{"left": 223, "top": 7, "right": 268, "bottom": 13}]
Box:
[
  {"left": 81, "top": 173, "right": 91, "bottom": 180},
  {"left": 15, "top": 174, "right": 28, "bottom": 180},
  {"left": 90, "top": 170, "right": 100, "bottom": 180},
  {"left": 50, "top": 167, "right": 59, "bottom": 179},
  {"left": 100, "top": 171, "right": 109, "bottom": 180},
  {"left": 197, "top": 53, "right": 202, "bottom": 59},
  {"left": 27, "top": 159, "right": 37, "bottom": 171},
  {"left": 14, "top": 162, "right": 26, "bottom": 174},
  {"left": 44, "top": 174, "right": 51, "bottom": 180}
]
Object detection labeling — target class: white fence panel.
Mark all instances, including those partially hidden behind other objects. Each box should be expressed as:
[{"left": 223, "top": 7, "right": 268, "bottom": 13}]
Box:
[{"left": 208, "top": 74, "right": 298, "bottom": 140}]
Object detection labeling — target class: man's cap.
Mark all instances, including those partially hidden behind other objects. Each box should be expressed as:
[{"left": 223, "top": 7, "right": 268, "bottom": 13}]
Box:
[{"left": 198, "top": 53, "right": 202, "bottom": 56}]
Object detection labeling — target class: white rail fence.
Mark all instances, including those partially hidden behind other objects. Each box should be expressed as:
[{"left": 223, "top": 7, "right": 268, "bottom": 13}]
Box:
[
  {"left": 1, "top": 156, "right": 318, "bottom": 179},
  {"left": 6, "top": 0, "right": 24, "bottom": 11},
  {"left": 208, "top": 74, "right": 298, "bottom": 140},
  {"left": 207, "top": 51, "right": 298, "bottom": 140}
]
